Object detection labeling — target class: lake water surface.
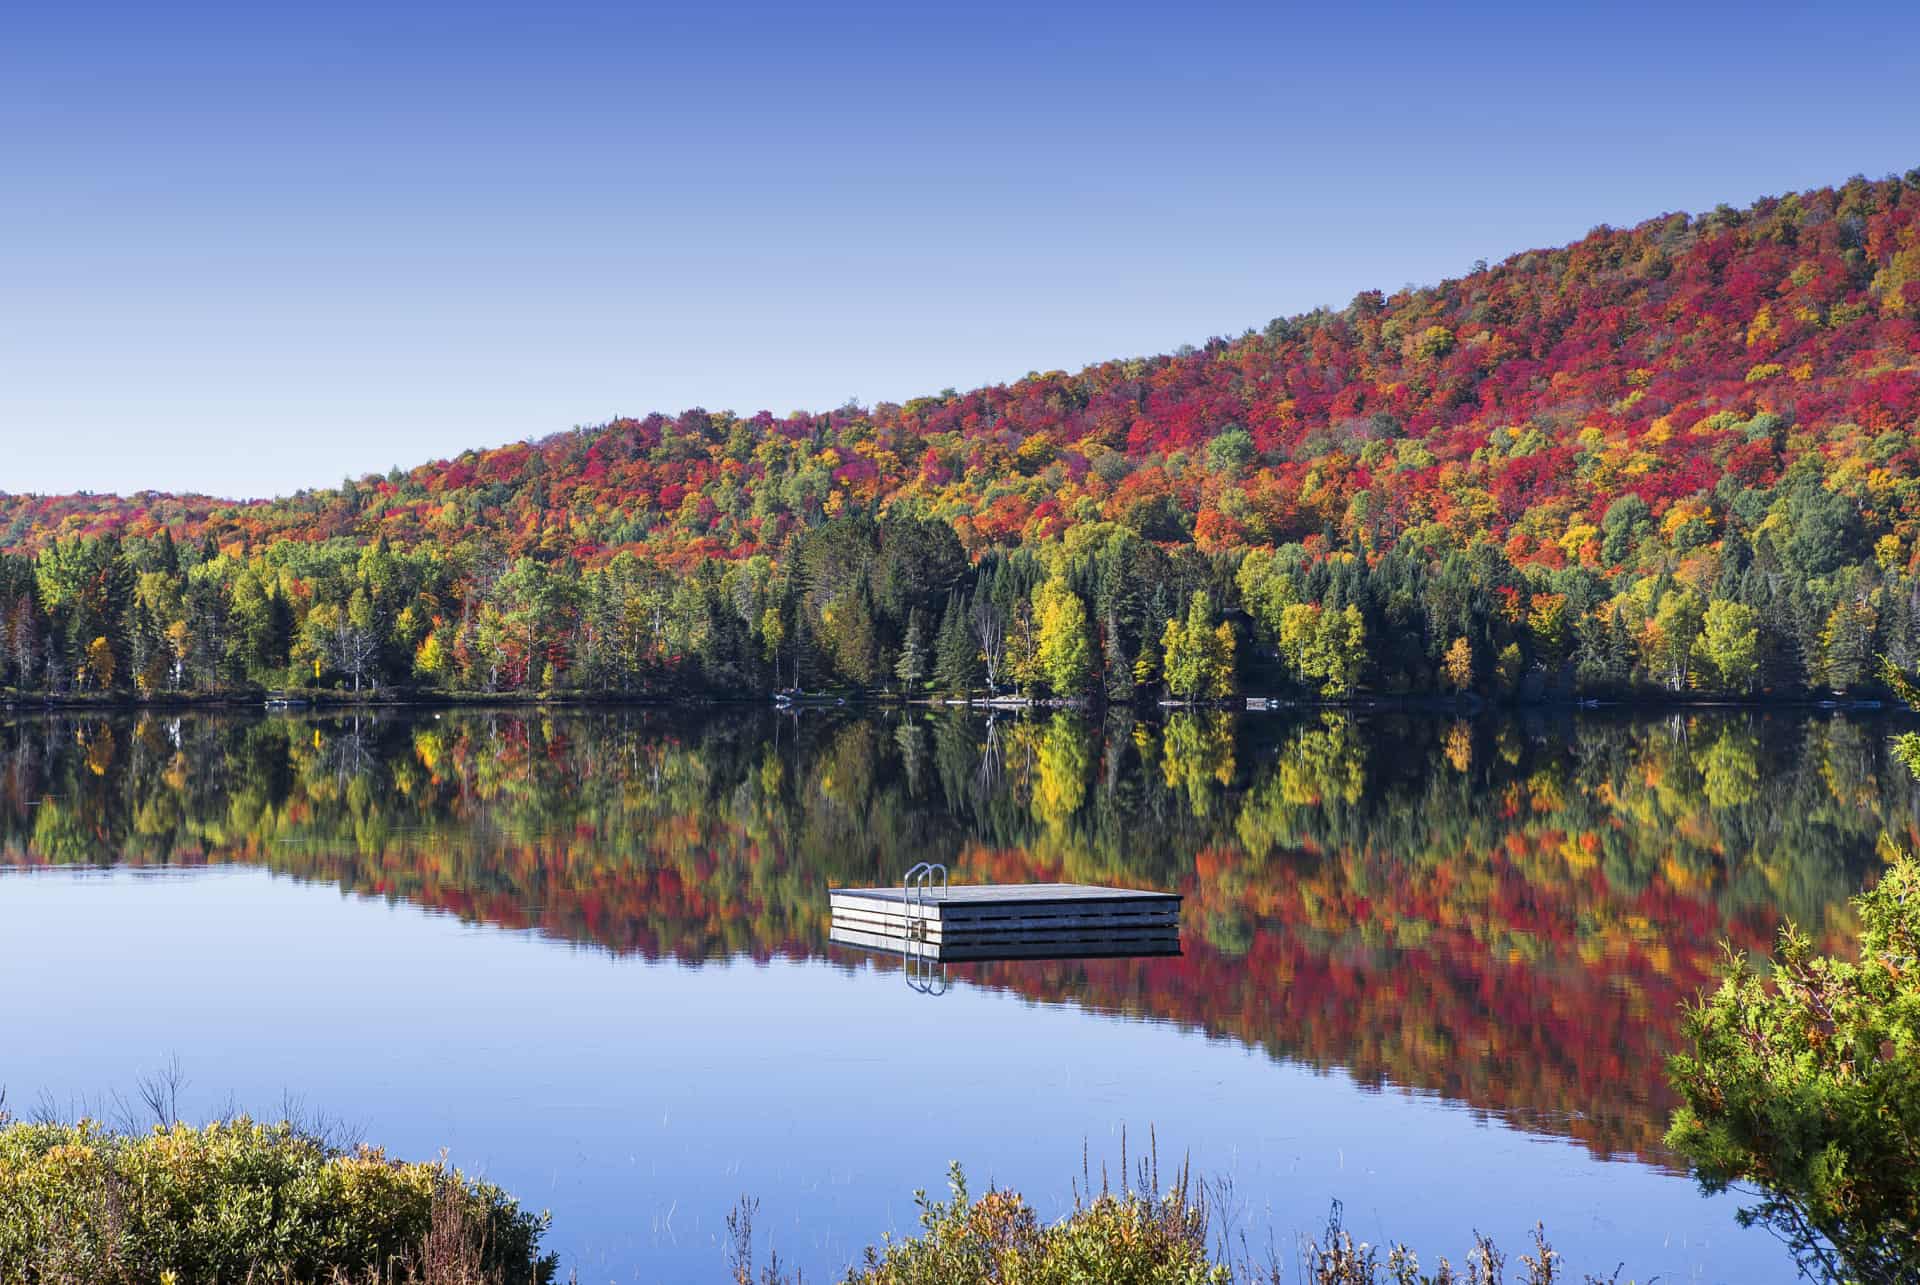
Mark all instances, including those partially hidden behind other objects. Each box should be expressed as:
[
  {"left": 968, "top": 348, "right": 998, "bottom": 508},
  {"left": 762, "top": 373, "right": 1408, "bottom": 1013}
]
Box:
[{"left": 2, "top": 707, "right": 1908, "bottom": 1283}]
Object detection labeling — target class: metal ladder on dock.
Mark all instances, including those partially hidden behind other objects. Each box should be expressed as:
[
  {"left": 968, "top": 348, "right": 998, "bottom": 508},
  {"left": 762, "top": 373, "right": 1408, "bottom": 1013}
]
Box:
[
  {"left": 900, "top": 861, "right": 948, "bottom": 939},
  {"left": 900, "top": 862, "right": 948, "bottom": 993}
]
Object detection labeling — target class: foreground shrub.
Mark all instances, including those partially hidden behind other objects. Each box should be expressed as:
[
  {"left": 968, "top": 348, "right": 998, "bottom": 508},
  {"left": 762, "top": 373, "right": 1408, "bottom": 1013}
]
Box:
[
  {"left": 725, "top": 1162, "right": 1622, "bottom": 1285},
  {"left": 1666, "top": 851, "right": 1920, "bottom": 1285},
  {"left": 0, "top": 1116, "right": 554, "bottom": 1284},
  {"left": 819, "top": 1160, "right": 1223, "bottom": 1285}
]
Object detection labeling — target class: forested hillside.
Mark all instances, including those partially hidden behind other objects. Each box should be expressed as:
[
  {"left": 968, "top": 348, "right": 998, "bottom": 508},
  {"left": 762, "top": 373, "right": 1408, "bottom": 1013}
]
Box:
[{"left": 4, "top": 171, "right": 1919, "bottom": 701}]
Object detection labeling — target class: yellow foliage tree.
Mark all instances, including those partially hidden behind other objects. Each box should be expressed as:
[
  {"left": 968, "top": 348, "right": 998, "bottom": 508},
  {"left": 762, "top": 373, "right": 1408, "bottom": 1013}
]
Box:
[
  {"left": 414, "top": 632, "right": 451, "bottom": 685},
  {"left": 1442, "top": 637, "right": 1475, "bottom": 692},
  {"left": 83, "top": 636, "right": 116, "bottom": 691},
  {"left": 1033, "top": 577, "right": 1093, "bottom": 697}
]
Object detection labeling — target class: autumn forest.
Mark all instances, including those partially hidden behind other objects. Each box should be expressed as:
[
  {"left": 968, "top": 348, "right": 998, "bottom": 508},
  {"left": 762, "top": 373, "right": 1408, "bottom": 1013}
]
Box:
[{"left": 5, "top": 171, "right": 1920, "bottom": 704}]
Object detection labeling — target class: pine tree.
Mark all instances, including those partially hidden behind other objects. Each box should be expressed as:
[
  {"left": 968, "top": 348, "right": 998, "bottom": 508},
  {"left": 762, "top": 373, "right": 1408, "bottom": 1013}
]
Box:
[
  {"left": 1606, "top": 611, "right": 1638, "bottom": 690},
  {"left": 13, "top": 599, "right": 40, "bottom": 691},
  {"left": 1789, "top": 588, "right": 1824, "bottom": 691},
  {"left": 265, "top": 587, "right": 295, "bottom": 674},
  {"left": 128, "top": 600, "right": 167, "bottom": 695},
  {"left": 894, "top": 608, "right": 929, "bottom": 691},
  {"left": 1820, "top": 600, "right": 1875, "bottom": 693},
  {"left": 1102, "top": 614, "right": 1134, "bottom": 704},
  {"left": 1885, "top": 580, "right": 1920, "bottom": 673},
  {"left": 932, "top": 593, "right": 979, "bottom": 695},
  {"left": 826, "top": 583, "right": 879, "bottom": 686}
]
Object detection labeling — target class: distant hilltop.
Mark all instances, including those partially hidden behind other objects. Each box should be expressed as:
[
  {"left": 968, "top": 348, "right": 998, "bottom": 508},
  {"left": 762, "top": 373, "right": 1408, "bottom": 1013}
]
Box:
[
  {"left": 3, "top": 169, "right": 1915, "bottom": 568},
  {"left": 1, "top": 169, "right": 1917, "bottom": 704}
]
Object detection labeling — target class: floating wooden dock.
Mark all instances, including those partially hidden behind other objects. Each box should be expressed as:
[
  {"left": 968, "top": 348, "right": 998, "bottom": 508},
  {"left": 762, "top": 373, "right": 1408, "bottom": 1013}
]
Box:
[{"left": 828, "top": 880, "right": 1182, "bottom": 962}]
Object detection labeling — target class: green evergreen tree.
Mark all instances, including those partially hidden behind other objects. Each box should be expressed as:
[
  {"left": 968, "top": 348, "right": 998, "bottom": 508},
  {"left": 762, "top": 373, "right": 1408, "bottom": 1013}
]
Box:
[
  {"left": 1102, "top": 613, "right": 1135, "bottom": 704},
  {"left": 894, "top": 608, "right": 929, "bottom": 691},
  {"left": 1820, "top": 599, "right": 1874, "bottom": 693},
  {"left": 932, "top": 593, "right": 979, "bottom": 695}
]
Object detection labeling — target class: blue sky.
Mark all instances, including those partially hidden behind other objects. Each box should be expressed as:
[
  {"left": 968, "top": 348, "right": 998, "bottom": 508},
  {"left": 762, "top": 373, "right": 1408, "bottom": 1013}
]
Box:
[{"left": 4, "top": 0, "right": 1917, "bottom": 498}]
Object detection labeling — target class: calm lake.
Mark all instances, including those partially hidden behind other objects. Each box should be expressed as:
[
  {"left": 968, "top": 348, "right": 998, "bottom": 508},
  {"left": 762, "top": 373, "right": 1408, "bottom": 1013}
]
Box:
[{"left": 2, "top": 706, "right": 1908, "bottom": 1283}]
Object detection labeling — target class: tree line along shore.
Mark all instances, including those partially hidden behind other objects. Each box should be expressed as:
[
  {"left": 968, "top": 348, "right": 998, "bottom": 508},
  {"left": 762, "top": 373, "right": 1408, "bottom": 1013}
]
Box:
[{"left": 2, "top": 497, "right": 1917, "bottom": 713}]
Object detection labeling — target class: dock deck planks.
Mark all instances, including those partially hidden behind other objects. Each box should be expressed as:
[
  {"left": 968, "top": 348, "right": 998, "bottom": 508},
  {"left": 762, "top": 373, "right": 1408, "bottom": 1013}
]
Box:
[{"left": 828, "top": 882, "right": 1182, "bottom": 960}]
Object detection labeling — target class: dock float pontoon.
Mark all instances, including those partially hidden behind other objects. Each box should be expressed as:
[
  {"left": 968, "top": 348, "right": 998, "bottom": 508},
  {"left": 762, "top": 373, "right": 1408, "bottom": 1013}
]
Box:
[{"left": 828, "top": 864, "right": 1181, "bottom": 963}]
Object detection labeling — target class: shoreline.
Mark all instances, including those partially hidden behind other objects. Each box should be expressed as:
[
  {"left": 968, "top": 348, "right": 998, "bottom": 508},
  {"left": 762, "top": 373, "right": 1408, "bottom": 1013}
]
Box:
[{"left": 0, "top": 688, "right": 1902, "bottom": 716}]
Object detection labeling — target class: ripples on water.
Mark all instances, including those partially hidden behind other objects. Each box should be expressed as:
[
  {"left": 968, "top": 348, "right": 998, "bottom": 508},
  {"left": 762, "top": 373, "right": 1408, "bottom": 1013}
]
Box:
[{"left": 1, "top": 706, "right": 1909, "bottom": 1283}]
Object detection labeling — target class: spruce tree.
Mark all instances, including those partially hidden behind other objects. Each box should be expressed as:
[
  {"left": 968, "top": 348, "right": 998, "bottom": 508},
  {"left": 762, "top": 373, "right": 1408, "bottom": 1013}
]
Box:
[
  {"left": 1102, "top": 614, "right": 1134, "bottom": 704},
  {"left": 932, "top": 592, "right": 979, "bottom": 695},
  {"left": 1820, "top": 600, "right": 1873, "bottom": 693},
  {"left": 1573, "top": 611, "right": 1609, "bottom": 691},
  {"left": 1606, "top": 610, "right": 1638, "bottom": 691},
  {"left": 1788, "top": 587, "right": 1824, "bottom": 691},
  {"left": 894, "top": 608, "right": 929, "bottom": 691}
]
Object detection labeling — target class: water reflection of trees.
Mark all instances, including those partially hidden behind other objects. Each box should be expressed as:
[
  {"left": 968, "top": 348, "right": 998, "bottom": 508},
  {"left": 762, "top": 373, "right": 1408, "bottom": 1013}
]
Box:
[{"left": 1, "top": 707, "right": 1911, "bottom": 1164}]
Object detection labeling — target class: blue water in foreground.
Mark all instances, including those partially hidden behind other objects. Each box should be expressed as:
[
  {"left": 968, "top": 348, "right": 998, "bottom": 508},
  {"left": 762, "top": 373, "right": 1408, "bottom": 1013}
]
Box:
[{"left": 5, "top": 866, "right": 1779, "bottom": 1283}]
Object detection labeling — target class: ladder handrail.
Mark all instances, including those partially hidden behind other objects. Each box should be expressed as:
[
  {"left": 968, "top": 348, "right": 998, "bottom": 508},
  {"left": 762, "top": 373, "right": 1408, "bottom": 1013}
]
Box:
[
  {"left": 894, "top": 863, "right": 952, "bottom": 993},
  {"left": 899, "top": 862, "right": 949, "bottom": 934},
  {"left": 902, "top": 861, "right": 930, "bottom": 930}
]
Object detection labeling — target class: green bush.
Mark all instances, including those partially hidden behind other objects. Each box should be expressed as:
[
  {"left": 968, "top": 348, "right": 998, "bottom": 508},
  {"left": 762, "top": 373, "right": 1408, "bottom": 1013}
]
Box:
[
  {"left": 0, "top": 1116, "right": 554, "bottom": 1284},
  {"left": 723, "top": 1163, "right": 1602, "bottom": 1285},
  {"left": 833, "top": 1162, "right": 1225, "bottom": 1285},
  {"left": 1666, "top": 852, "right": 1920, "bottom": 1285}
]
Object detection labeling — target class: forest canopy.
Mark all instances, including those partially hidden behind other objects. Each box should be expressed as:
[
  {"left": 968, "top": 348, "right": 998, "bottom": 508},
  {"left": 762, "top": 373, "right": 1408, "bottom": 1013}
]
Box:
[{"left": 4, "top": 171, "right": 1920, "bottom": 701}]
